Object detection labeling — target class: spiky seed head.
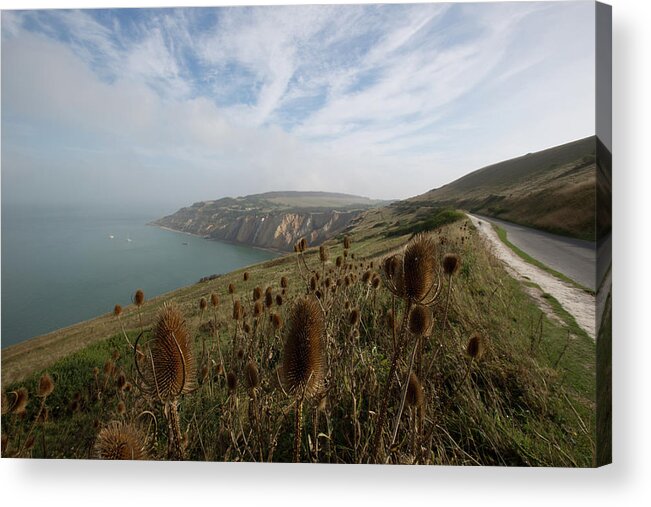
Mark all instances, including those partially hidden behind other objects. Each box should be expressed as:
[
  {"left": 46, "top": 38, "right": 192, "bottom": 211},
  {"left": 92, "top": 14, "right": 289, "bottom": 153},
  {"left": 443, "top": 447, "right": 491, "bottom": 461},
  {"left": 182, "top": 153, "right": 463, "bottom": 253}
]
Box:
[
  {"left": 244, "top": 322, "right": 251, "bottom": 334},
  {"left": 272, "top": 312, "right": 283, "bottom": 330},
  {"left": 210, "top": 293, "right": 220, "bottom": 307},
  {"left": 372, "top": 275, "right": 381, "bottom": 289},
  {"left": 281, "top": 297, "right": 325, "bottom": 398},
  {"left": 228, "top": 283, "right": 236, "bottom": 294},
  {"left": 10, "top": 388, "right": 29, "bottom": 415},
  {"left": 104, "top": 360, "right": 114, "bottom": 376},
  {"left": 362, "top": 270, "right": 372, "bottom": 284},
  {"left": 343, "top": 235, "right": 351, "bottom": 249},
  {"left": 114, "top": 304, "right": 122, "bottom": 317},
  {"left": 403, "top": 234, "right": 437, "bottom": 302},
  {"left": 133, "top": 289, "right": 145, "bottom": 307},
  {"left": 319, "top": 245, "right": 329, "bottom": 262},
  {"left": 38, "top": 373, "right": 55, "bottom": 397},
  {"left": 253, "top": 300, "right": 263, "bottom": 317},
  {"left": 265, "top": 291, "right": 274, "bottom": 308},
  {"left": 349, "top": 308, "right": 360, "bottom": 327},
  {"left": 94, "top": 421, "right": 149, "bottom": 460},
  {"left": 243, "top": 271, "right": 250, "bottom": 281},
  {"left": 116, "top": 373, "right": 127, "bottom": 391},
  {"left": 315, "top": 289, "right": 323, "bottom": 300},
  {"left": 276, "top": 294, "right": 283, "bottom": 306},
  {"left": 383, "top": 254, "right": 405, "bottom": 297},
  {"left": 409, "top": 305, "right": 432, "bottom": 336},
  {"left": 245, "top": 361, "right": 260, "bottom": 390},
  {"left": 280, "top": 276, "right": 289, "bottom": 288},
  {"left": 443, "top": 253, "right": 461, "bottom": 276},
  {"left": 144, "top": 303, "right": 196, "bottom": 401},
  {"left": 253, "top": 286, "right": 262, "bottom": 301},
  {"left": 466, "top": 333, "right": 485, "bottom": 360},
  {"left": 232, "top": 300, "right": 243, "bottom": 320},
  {"left": 343, "top": 249, "right": 348, "bottom": 258},
  {"left": 406, "top": 372, "right": 425, "bottom": 408},
  {"left": 199, "top": 297, "right": 208, "bottom": 311},
  {"left": 227, "top": 371, "right": 238, "bottom": 393},
  {"left": 117, "top": 400, "right": 126, "bottom": 415}
]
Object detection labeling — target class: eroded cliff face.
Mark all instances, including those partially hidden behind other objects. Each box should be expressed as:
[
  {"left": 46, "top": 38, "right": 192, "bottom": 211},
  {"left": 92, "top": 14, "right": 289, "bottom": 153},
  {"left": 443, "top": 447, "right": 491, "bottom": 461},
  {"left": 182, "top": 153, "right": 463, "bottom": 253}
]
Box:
[{"left": 153, "top": 202, "right": 361, "bottom": 251}]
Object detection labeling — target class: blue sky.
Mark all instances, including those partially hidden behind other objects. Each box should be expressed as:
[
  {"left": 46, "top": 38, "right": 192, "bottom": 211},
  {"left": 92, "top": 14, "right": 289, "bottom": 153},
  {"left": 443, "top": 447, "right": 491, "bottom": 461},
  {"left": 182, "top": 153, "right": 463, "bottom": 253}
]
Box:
[{"left": 1, "top": 2, "right": 596, "bottom": 210}]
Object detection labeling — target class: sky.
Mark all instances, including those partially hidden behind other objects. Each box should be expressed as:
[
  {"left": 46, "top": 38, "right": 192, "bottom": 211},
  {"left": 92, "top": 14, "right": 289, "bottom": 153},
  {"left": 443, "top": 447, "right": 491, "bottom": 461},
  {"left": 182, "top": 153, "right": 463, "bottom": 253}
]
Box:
[{"left": 1, "top": 2, "right": 596, "bottom": 211}]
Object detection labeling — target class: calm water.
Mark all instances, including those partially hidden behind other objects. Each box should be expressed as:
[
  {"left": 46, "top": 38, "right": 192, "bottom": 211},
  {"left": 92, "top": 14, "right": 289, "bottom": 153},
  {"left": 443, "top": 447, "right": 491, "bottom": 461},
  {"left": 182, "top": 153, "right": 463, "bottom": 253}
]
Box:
[{"left": 1, "top": 204, "right": 278, "bottom": 347}]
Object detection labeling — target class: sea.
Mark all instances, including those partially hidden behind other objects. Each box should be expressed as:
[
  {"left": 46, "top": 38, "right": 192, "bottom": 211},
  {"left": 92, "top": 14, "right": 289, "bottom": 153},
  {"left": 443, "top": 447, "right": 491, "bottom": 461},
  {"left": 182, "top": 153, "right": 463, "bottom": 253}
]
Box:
[{"left": 1, "top": 203, "right": 279, "bottom": 348}]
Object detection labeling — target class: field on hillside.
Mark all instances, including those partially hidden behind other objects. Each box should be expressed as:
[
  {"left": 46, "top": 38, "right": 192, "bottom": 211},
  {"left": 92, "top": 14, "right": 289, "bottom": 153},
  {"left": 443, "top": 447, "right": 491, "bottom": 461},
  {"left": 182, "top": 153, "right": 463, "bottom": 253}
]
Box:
[
  {"left": 413, "top": 137, "right": 598, "bottom": 241},
  {"left": 1, "top": 211, "right": 596, "bottom": 465}
]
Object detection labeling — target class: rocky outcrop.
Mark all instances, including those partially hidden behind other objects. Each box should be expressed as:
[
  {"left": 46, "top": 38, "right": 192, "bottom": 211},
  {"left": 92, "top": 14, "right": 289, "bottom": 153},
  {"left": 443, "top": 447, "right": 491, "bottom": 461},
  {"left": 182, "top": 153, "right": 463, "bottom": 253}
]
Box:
[{"left": 152, "top": 192, "right": 380, "bottom": 251}]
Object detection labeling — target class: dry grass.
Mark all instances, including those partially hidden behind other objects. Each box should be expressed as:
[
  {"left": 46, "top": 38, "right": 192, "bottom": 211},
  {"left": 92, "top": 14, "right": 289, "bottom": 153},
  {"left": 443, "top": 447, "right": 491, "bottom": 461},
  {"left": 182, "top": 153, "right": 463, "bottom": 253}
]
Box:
[{"left": 1, "top": 218, "right": 596, "bottom": 465}]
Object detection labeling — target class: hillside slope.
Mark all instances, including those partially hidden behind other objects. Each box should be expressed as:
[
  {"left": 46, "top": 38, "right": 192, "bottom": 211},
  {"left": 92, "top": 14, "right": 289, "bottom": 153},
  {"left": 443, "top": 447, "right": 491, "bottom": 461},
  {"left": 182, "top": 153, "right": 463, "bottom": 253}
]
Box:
[
  {"left": 152, "top": 191, "right": 387, "bottom": 251},
  {"left": 411, "top": 137, "right": 597, "bottom": 240}
]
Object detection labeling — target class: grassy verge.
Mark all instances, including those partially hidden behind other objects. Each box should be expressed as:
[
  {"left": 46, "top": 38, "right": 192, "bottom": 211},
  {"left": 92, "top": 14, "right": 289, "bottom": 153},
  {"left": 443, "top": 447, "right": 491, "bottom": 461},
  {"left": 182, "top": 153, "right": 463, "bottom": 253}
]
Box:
[
  {"left": 1, "top": 218, "right": 596, "bottom": 465},
  {"left": 492, "top": 224, "right": 594, "bottom": 294}
]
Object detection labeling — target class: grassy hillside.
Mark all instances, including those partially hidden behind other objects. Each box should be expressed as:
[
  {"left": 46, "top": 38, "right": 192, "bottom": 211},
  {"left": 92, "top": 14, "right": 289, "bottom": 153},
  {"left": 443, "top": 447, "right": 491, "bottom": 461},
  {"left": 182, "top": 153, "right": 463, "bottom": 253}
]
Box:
[
  {"left": 2, "top": 206, "right": 596, "bottom": 465},
  {"left": 412, "top": 137, "right": 597, "bottom": 241}
]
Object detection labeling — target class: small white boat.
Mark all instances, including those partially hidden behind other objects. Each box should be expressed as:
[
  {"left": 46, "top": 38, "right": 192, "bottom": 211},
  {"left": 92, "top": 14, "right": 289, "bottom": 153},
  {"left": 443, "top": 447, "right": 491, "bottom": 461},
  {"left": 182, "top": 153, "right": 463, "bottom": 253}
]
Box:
[
  {"left": 109, "top": 235, "right": 115, "bottom": 239},
  {"left": 126, "top": 237, "right": 132, "bottom": 243}
]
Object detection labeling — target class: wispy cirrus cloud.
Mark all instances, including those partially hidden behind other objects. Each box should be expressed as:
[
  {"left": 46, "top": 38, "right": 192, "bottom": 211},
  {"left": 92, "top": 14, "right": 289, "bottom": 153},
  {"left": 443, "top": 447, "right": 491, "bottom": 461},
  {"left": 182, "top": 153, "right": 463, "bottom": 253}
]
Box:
[{"left": 1, "top": 2, "right": 595, "bottom": 209}]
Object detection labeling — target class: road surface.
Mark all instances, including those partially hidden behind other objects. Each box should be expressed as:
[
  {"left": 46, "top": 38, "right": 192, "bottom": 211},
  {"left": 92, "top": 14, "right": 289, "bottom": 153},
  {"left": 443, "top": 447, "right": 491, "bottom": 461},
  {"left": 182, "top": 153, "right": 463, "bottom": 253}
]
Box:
[{"left": 472, "top": 215, "right": 597, "bottom": 291}]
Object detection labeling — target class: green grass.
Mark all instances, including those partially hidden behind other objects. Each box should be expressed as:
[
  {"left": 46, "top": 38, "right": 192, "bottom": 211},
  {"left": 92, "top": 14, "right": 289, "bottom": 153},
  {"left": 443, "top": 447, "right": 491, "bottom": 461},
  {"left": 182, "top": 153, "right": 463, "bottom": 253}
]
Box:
[
  {"left": 384, "top": 207, "right": 464, "bottom": 237},
  {"left": 2, "top": 217, "right": 597, "bottom": 466},
  {"left": 492, "top": 224, "right": 594, "bottom": 294}
]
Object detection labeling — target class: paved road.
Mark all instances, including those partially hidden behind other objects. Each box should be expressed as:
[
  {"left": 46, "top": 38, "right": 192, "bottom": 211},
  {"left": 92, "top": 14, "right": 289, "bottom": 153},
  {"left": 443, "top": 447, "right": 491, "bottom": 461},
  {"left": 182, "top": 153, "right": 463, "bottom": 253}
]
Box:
[{"left": 471, "top": 215, "right": 597, "bottom": 291}]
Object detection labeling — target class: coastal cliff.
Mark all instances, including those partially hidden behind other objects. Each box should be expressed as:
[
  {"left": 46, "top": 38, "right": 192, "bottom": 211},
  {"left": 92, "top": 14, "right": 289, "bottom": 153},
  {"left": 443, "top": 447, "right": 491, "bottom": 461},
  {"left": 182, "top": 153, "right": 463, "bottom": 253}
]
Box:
[{"left": 152, "top": 191, "right": 386, "bottom": 251}]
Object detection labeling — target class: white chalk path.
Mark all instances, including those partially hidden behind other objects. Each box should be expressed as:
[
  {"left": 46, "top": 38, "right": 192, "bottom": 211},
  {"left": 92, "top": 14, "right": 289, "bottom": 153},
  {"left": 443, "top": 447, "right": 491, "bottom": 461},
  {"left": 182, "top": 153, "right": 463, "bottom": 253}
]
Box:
[{"left": 468, "top": 214, "right": 595, "bottom": 339}]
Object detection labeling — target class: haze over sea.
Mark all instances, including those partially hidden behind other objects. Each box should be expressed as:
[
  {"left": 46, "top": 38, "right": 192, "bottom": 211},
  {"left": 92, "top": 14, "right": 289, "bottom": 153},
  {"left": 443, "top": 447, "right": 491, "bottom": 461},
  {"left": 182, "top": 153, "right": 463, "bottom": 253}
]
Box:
[{"left": 1, "top": 203, "right": 278, "bottom": 348}]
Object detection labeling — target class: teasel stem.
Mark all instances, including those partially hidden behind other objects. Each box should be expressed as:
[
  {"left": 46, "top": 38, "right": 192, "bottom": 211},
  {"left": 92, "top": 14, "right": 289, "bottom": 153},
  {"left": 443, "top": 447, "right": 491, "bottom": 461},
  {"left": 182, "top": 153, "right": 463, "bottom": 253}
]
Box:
[
  {"left": 386, "top": 338, "right": 419, "bottom": 462},
  {"left": 167, "top": 400, "right": 184, "bottom": 460},
  {"left": 293, "top": 395, "right": 305, "bottom": 463},
  {"left": 442, "top": 276, "right": 454, "bottom": 336},
  {"left": 371, "top": 300, "right": 412, "bottom": 462}
]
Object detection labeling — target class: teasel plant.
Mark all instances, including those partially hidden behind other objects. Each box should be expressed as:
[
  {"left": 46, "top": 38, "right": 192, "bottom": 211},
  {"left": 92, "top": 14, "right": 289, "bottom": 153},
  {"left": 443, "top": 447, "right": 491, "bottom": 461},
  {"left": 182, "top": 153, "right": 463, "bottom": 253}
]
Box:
[
  {"left": 134, "top": 303, "right": 196, "bottom": 460},
  {"left": 94, "top": 420, "right": 151, "bottom": 460},
  {"left": 371, "top": 233, "right": 442, "bottom": 462},
  {"left": 19, "top": 373, "right": 55, "bottom": 457},
  {"left": 280, "top": 296, "right": 325, "bottom": 463},
  {"left": 441, "top": 253, "right": 461, "bottom": 334},
  {"left": 133, "top": 288, "right": 145, "bottom": 333}
]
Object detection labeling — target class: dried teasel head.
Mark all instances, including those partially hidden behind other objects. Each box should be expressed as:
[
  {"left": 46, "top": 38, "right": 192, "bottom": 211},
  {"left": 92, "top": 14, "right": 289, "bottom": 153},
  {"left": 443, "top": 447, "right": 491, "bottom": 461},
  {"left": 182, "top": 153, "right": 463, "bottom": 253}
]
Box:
[
  {"left": 349, "top": 308, "right": 360, "bottom": 327},
  {"left": 227, "top": 371, "right": 238, "bottom": 394},
  {"left": 280, "top": 276, "right": 289, "bottom": 288},
  {"left": 94, "top": 421, "right": 150, "bottom": 460},
  {"left": 281, "top": 296, "right": 325, "bottom": 398},
  {"left": 402, "top": 233, "right": 439, "bottom": 304},
  {"left": 253, "top": 300, "right": 263, "bottom": 317},
  {"left": 271, "top": 312, "right": 283, "bottom": 330},
  {"left": 37, "top": 372, "right": 55, "bottom": 398},
  {"left": 232, "top": 300, "right": 243, "bottom": 321},
  {"left": 114, "top": 304, "right": 122, "bottom": 317},
  {"left": 319, "top": 245, "right": 329, "bottom": 262},
  {"left": 466, "top": 333, "right": 485, "bottom": 360},
  {"left": 210, "top": 293, "right": 220, "bottom": 307},
  {"left": 139, "top": 303, "right": 196, "bottom": 401},
  {"left": 265, "top": 291, "right": 274, "bottom": 308},
  {"left": 408, "top": 305, "right": 432, "bottom": 336},
  {"left": 228, "top": 283, "right": 236, "bottom": 294},
  {"left": 133, "top": 289, "right": 145, "bottom": 307},
  {"left": 275, "top": 294, "right": 283, "bottom": 306},
  {"left": 253, "top": 286, "right": 262, "bottom": 301},
  {"left": 244, "top": 360, "right": 260, "bottom": 390},
  {"left": 199, "top": 297, "right": 208, "bottom": 311},
  {"left": 442, "top": 253, "right": 461, "bottom": 276},
  {"left": 406, "top": 372, "right": 425, "bottom": 408},
  {"left": 117, "top": 400, "right": 126, "bottom": 415},
  {"left": 243, "top": 271, "right": 250, "bottom": 281},
  {"left": 343, "top": 235, "right": 351, "bottom": 249},
  {"left": 10, "top": 387, "right": 29, "bottom": 415},
  {"left": 336, "top": 256, "right": 343, "bottom": 268}
]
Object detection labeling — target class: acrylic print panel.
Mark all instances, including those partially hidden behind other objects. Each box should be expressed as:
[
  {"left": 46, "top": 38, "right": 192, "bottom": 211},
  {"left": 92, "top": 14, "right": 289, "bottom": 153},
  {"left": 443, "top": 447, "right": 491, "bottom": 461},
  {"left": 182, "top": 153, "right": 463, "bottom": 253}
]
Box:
[{"left": 0, "top": 1, "right": 611, "bottom": 466}]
